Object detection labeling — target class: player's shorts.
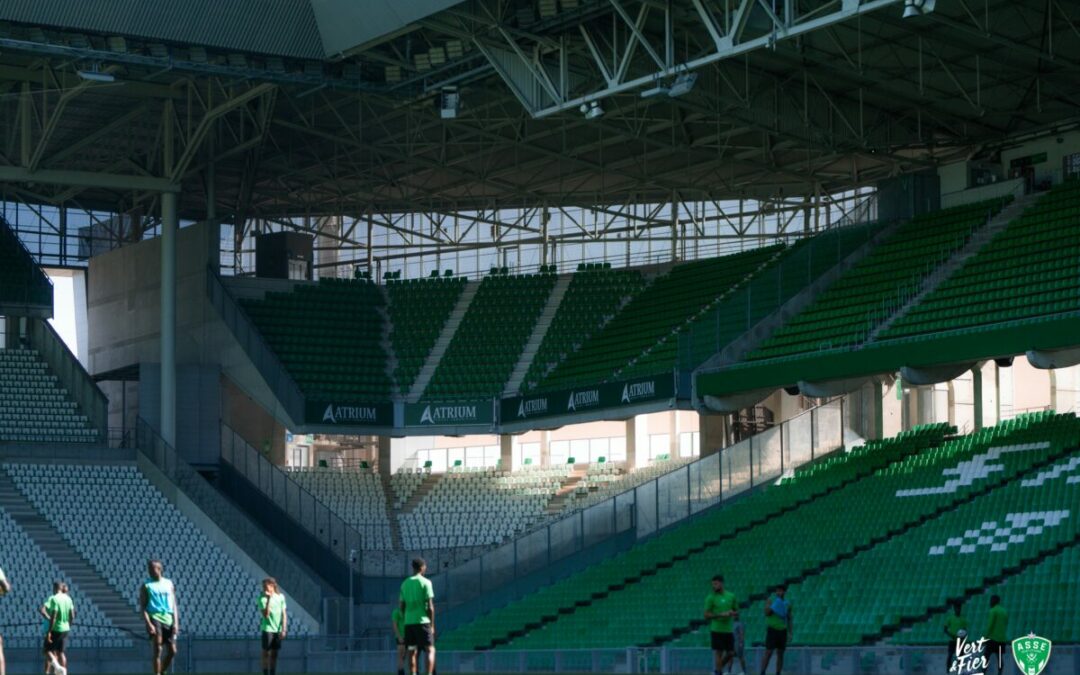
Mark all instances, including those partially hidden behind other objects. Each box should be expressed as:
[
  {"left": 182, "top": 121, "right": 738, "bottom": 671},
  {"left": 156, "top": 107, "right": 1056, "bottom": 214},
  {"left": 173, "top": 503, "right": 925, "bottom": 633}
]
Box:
[
  {"left": 984, "top": 640, "right": 1005, "bottom": 666},
  {"left": 151, "top": 618, "right": 177, "bottom": 643},
  {"left": 43, "top": 631, "right": 67, "bottom": 653},
  {"left": 710, "top": 631, "right": 734, "bottom": 652},
  {"left": 405, "top": 623, "right": 434, "bottom": 649},
  {"left": 765, "top": 627, "right": 788, "bottom": 650},
  {"left": 261, "top": 631, "right": 283, "bottom": 651}
]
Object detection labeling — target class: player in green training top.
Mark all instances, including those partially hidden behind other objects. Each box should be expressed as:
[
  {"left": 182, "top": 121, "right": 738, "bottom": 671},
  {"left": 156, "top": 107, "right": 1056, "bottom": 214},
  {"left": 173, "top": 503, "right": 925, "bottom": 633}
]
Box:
[
  {"left": 400, "top": 558, "right": 435, "bottom": 675},
  {"left": 392, "top": 602, "right": 416, "bottom": 675},
  {"left": 759, "top": 584, "right": 792, "bottom": 675},
  {"left": 0, "top": 565, "right": 10, "bottom": 675},
  {"left": 943, "top": 600, "right": 968, "bottom": 674},
  {"left": 138, "top": 560, "right": 180, "bottom": 675},
  {"left": 704, "top": 575, "right": 738, "bottom": 675},
  {"left": 984, "top": 595, "right": 1008, "bottom": 675},
  {"left": 40, "top": 581, "right": 75, "bottom": 675},
  {"left": 258, "top": 577, "right": 288, "bottom": 675}
]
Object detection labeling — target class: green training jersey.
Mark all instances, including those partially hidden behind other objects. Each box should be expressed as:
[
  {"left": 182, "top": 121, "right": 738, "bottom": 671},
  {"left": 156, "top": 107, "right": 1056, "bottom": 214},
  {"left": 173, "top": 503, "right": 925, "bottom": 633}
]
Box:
[
  {"left": 258, "top": 592, "right": 287, "bottom": 633},
  {"left": 704, "top": 590, "right": 737, "bottom": 633},
  {"left": 944, "top": 614, "right": 968, "bottom": 639},
  {"left": 44, "top": 593, "right": 74, "bottom": 633},
  {"left": 986, "top": 605, "right": 1008, "bottom": 643},
  {"left": 400, "top": 574, "right": 434, "bottom": 625},
  {"left": 391, "top": 608, "right": 405, "bottom": 638}
]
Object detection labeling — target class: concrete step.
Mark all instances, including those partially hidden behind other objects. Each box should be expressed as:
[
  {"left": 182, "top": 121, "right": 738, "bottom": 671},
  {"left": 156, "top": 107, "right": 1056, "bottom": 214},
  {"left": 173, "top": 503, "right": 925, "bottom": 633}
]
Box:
[
  {"left": 0, "top": 470, "right": 144, "bottom": 635},
  {"left": 504, "top": 274, "right": 573, "bottom": 396},
  {"left": 408, "top": 281, "right": 479, "bottom": 401}
]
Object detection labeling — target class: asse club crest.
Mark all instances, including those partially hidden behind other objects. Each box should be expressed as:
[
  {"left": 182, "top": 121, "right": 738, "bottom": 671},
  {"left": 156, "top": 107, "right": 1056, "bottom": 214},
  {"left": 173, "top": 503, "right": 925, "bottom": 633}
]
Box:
[{"left": 1012, "top": 634, "right": 1052, "bottom": 675}]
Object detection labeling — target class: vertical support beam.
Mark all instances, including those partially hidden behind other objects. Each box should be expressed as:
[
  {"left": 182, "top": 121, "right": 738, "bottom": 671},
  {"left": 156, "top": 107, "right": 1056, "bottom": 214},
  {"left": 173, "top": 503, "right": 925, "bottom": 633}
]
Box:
[
  {"left": 20, "top": 82, "right": 31, "bottom": 168},
  {"left": 499, "top": 434, "right": 513, "bottom": 471},
  {"left": 670, "top": 193, "right": 678, "bottom": 262},
  {"left": 160, "top": 102, "right": 178, "bottom": 448},
  {"left": 972, "top": 364, "right": 983, "bottom": 430},
  {"left": 540, "top": 429, "right": 551, "bottom": 468}
]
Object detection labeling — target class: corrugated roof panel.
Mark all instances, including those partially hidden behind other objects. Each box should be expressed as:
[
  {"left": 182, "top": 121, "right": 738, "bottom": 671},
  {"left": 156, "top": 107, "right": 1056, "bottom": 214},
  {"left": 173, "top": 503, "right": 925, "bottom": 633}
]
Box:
[
  {"left": 0, "top": 0, "right": 325, "bottom": 59},
  {"left": 311, "top": 0, "right": 467, "bottom": 58}
]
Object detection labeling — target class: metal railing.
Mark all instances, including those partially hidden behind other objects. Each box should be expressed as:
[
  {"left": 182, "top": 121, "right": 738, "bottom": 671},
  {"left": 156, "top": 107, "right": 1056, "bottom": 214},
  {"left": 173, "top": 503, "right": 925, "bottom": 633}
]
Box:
[
  {"left": 205, "top": 265, "right": 306, "bottom": 424},
  {"left": 220, "top": 424, "right": 365, "bottom": 566},
  {"left": 25, "top": 317, "right": 108, "bottom": 436},
  {"left": 677, "top": 221, "right": 882, "bottom": 372},
  {"left": 135, "top": 418, "right": 324, "bottom": 620}
]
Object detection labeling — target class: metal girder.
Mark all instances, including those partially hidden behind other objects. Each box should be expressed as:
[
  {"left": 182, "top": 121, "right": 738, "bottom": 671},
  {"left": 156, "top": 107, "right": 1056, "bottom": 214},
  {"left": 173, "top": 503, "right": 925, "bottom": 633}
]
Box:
[
  {"left": 0, "top": 166, "right": 180, "bottom": 193},
  {"left": 474, "top": 0, "right": 905, "bottom": 117}
]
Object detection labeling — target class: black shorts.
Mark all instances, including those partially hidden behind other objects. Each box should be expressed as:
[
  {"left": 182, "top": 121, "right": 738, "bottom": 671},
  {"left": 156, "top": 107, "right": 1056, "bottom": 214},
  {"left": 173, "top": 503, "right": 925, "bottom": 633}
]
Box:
[
  {"left": 262, "top": 631, "right": 283, "bottom": 651},
  {"left": 984, "top": 640, "right": 1005, "bottom": 666},
  {"left": 43, "top": 631, "right": 67, "bottom": 653},
  {"left": 710, "top": 631, "right": 734, "bottom": 652},
  {"left": 404, "top": 624, "right": 433, "bottom": 649},
  {"left": 765, "top": 626, "right": 788, "bottom": 650},
  {"left": 151, "top": 618, "right": 176, "bottom": 643}
]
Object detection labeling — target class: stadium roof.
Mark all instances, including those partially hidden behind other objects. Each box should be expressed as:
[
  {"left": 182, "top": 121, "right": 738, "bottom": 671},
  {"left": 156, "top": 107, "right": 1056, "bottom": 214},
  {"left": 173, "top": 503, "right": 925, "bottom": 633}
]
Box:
[{"left": 0, "top": 0, "right": 1077, "bottom": 222}]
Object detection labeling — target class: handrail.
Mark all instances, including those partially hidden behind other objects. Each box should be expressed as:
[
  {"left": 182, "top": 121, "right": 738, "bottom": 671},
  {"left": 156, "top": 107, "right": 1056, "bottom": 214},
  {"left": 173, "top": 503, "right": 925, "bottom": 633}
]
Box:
[
  {"left": 25, "top": 317, "right": 108, "bottom": 436},
  {"left": 205, "top": 265, "right": 306, "bottom": 425},
  {"left": 134, "top": 417, "right": 324, "bottom": 618},
  {"left": 220, "top": 423, "right": 365, "bottom": 566}
]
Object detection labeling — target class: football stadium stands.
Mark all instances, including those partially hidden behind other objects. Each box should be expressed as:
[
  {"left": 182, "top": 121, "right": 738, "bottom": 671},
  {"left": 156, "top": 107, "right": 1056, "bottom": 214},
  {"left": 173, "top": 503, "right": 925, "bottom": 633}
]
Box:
[
  {"left": 240, "top": 278, "right": 391, "bottom": 400},
  {"left": 0, "top": 349, "right": 99, "bottom": 443},
  {"left": 561, "top": 456, "right": 695, "bottom": 512},
  {"left": 0, "top": 506, "right": 119, "bottom": 643},
  {"left": 540, "top": 246, "right": 783, "bottom": 390},
  {"left": 523, "top": 265, "right": 646, "bottom": 391},
  {"left": 285, "top": 467, "right": 395, "bottom": 549},
  {"left": 2, "top": 463, "right": 313, "bottom": 637},
  {"left": 746, "top": 198, "right": 1008, "bottom": 361},
  {"left": 732, "top": 447, "right": 1080, "bottom": 646},
  {"left": 423, "top": 272, "right": 557, "bottom": 400},
  {"left": 895, "top": 514, "right": 1080, "bottom": 645},
  {"left": 398, "top": 465, "right": 572, "bottom": 549},
  {"left": 442, "top": 413, "right": 1080, "bottom": 650},
  {"left": 880, "top": 180, "right": 1080, "bottom": 339},
  {"left": 622, "top": 222, "right": 882, "bottom": 377},
  {"left": 387, "top": 276, "right": 467, "bottom": 391}
]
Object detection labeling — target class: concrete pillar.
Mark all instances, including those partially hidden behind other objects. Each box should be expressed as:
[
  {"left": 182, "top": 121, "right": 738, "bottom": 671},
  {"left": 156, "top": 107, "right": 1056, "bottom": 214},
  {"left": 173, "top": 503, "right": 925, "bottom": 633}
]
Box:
[
  {"left": 539, "top": 430, "right": 551, "bottom": 468},
  {"left": 377, "top": 436, "right": 393, "bottom": 479},
  {"left": 699, "top": 412, "right": 727, "bottom": 457},
  {"left": 499, "top": 435, "right": 513, "bottom": 471},
  {"left": 668, "top": 410, "right": 680, "bottom": 458},
  {"left": 972, "top": 365, "right": 984, "bottom": 430},
  {"left": 160, "top": 191, "right": 177, "bottom": 448},
  {"left": 160, "top": 100, "right": 178, "bottom": 448},
  {"left": 625, "top": 415, "right": 647, "bottom": 469}
]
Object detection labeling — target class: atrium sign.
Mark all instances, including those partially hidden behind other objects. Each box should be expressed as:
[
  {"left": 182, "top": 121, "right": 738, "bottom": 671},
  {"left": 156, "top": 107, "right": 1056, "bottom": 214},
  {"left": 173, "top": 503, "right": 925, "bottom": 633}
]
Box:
[
  {"left": 501, "top": 375, "right": 676, "bottom": 423},
  {"left": 306, "top": 400, "right": 393, "bottom": 427},
  {"left": 404, "top": 400, "right": 495, "bottom": 428}
]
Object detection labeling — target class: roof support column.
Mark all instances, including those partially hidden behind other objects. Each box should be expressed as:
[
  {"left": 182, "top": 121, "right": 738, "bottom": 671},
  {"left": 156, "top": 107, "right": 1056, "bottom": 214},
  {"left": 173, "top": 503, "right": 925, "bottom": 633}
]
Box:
[{"left": 161, "top": 102, "right": 178, "bottom": 448}]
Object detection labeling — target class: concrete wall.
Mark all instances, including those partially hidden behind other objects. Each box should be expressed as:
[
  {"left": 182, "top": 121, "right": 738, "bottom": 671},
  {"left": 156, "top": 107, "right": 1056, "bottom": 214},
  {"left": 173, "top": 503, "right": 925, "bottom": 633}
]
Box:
[
  {"left": 87, "top": 221, "right": 216, "bottom": 376},
  {"left": 1000, "top": 129, "right": 1080, "bottom": 186},
  {"left": 222, "top": 376, "right": 288, "bottom": 465},
  {"left": 139, "top": 364, "right": 222, "bottom": 466}
]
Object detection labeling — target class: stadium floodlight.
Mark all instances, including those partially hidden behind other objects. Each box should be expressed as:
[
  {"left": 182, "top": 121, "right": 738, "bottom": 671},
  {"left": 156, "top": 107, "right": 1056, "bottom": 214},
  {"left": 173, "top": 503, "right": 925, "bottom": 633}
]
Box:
[
  {"left": 902, "top": 0, "right": 935, "bottom": 18},
  {"left": 579, "top": 101, "right": 604, "bottom": 119},
  {"left": 440, "top": 86, "right": 460, "bottom": 119},
  {"left": 77, "top": 69, "right": 115, "bottom": 83},
  {"left": 667, "top": 72, "right": 698, "bottom": 97}
]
